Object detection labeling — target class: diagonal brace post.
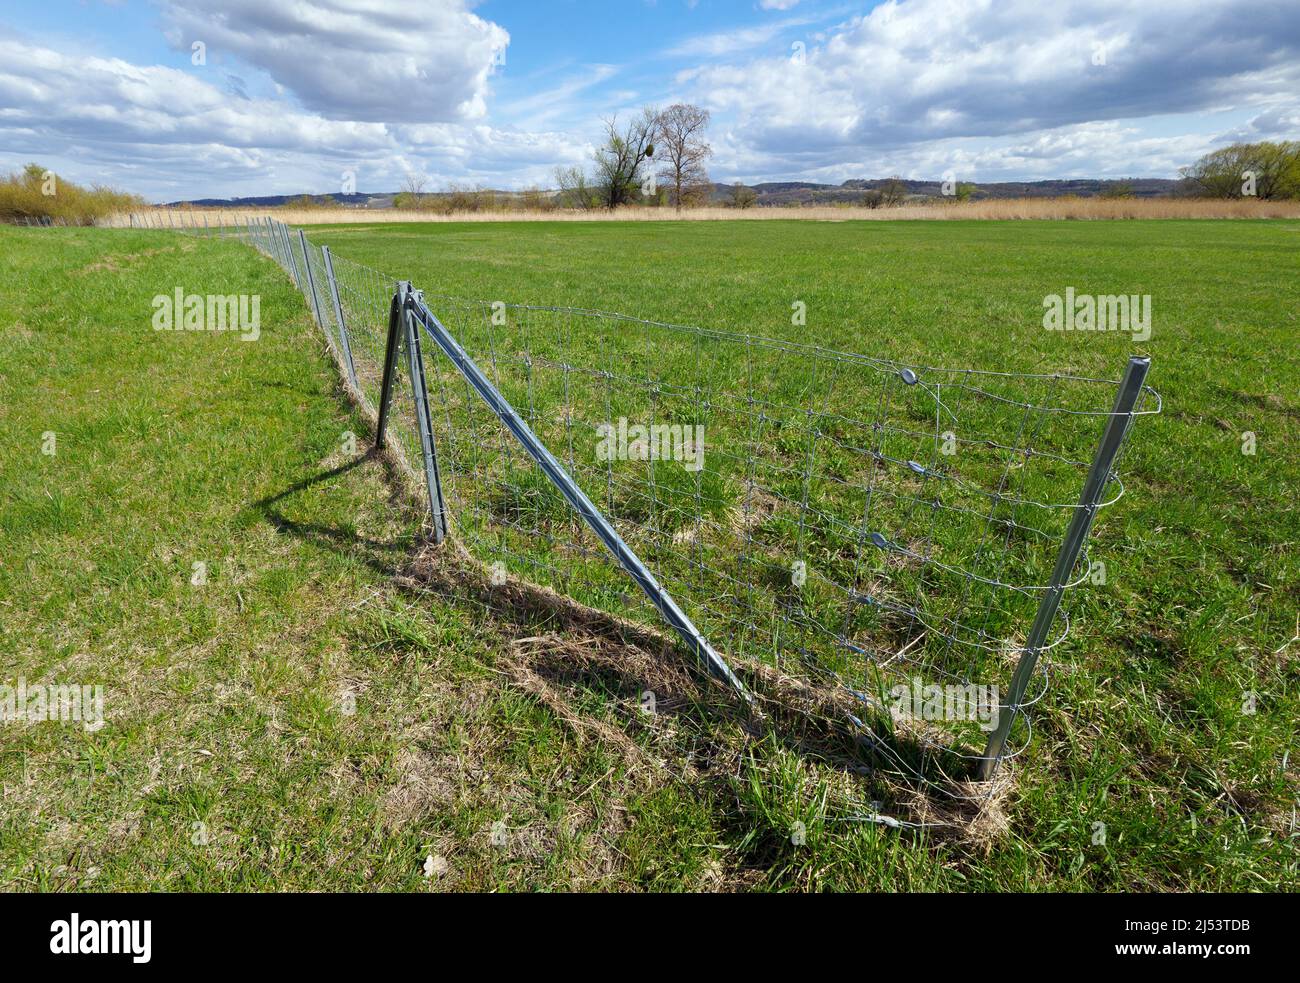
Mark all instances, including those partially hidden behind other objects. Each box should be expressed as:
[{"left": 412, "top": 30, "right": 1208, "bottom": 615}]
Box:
[
  {"left": 407, "top": 295, "right": 750, "bottom": 703},
  {"left": 403, "top": 291, "right": 449, "bottom": 542},
  {"left": 977, "top": 355, "right": 1151, "bottom": 780}
]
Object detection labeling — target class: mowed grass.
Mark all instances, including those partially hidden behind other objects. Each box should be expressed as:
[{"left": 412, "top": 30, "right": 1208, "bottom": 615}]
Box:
[{"left": 1, "top": 220, "right": 1296, "bottom": 891}]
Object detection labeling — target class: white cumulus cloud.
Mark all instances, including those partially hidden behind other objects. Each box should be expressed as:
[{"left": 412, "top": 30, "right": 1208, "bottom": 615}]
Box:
[{"left": 159, "top": 0, "right": 509, "bottom": 122}]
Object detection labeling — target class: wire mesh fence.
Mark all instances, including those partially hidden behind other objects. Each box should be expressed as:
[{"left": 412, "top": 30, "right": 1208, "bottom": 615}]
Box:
[{"left": 168, "top": 212, "right": 1160, "bottom": 795}]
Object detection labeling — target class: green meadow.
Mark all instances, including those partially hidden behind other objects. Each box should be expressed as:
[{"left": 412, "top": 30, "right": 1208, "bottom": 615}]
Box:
[{"left": 1, "top": 219, "right": 1295, "bottom": 890}]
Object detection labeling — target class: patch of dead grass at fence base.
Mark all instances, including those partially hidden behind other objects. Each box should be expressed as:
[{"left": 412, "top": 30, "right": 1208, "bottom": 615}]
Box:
[{"left": 396, "top": 538, "right": 1017, "bottom": 851}]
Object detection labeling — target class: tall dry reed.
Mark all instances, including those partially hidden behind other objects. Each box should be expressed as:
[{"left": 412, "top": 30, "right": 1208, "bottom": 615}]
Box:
[{"left": 101, "top": 196, "right": 1300, "bottom": 228}]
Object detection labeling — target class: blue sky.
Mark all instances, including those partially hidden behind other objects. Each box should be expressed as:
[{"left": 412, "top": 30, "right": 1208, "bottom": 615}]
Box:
[{"left": 1, "top": 0, "right": 1298, "bottom": 201}]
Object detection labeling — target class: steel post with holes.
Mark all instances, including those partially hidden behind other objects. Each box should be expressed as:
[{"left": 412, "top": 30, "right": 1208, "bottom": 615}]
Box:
[
  {"left": 281, "top": 223, "right": 302, "bottom": 288},
  {"left": 278, "top": 221, "right": 290, "bottom": 274},
  {"left": 273, "top": 221, "right": 289, "bottom": 277},
  {"left": 296, "top": 230, "right": 324, "bottom": 327},
  {"left": 408, "top": 294, "right": 750, "bottom": 702},
  {"left": 403, "top": 292, "right": 449, "bottom": 542},
  {"left": 322, "top": 246, "right": 359, "bottom": 389},
  {"left": 374, "top": 282, "right": 410, "bottom": 450},
  {"left": 977, "top": 355, "right": 1151, "bottom": 780},
  {"left": 286, "top": 224, "right": 301, "bottom": 286}
]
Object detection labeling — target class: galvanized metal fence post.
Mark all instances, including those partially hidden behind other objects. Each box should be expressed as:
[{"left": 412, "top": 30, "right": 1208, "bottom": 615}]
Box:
[
  {"left": 279, "top": 221, "right": 301, "bottom": 289},
  {"left": 266, "top": 218, "right": 277, "bottom": 262},
  {"left": 296, "top": 229, "right": 324, "bottom": 327},
  {"left": 321, "top": 246, "right": 359, "bottom": 389},
  {"left": 276, "top": 221, "right": 286, "bottom": 268},
  {"left": 374, "top": 282, "right": 409, "bottom": 450},
  {"left": 978, "top": 355, "right": 1151, "bottom": 780},
  {"left": 403, "top": 291, "right": 449, "bottom": 543}
]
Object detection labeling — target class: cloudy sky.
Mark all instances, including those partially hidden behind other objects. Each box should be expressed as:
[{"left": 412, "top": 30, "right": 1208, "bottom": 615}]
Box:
[{"left": 2, "top": 0, "right": 1298, "bottom": 201}]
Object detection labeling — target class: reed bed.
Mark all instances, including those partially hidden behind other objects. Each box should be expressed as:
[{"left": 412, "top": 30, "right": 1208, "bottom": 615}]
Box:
[{"left": 100, "top": 195, "right": 1300, "bottom": 228}]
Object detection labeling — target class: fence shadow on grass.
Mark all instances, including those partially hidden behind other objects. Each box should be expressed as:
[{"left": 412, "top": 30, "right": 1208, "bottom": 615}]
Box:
[
  {"left": 248, "top": 452, "right": 414, "bottom": 578},
  {"left": 246, "top": 449, "right": 1008, "bottom": 837},
  {"left": 393, "top": 540, "right": 994, "bottom": 829}
]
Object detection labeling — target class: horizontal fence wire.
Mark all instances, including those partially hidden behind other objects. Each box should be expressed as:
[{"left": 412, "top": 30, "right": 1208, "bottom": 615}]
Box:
[{"left": 167, "top": 213, "right": 1159, "bottom": 795}]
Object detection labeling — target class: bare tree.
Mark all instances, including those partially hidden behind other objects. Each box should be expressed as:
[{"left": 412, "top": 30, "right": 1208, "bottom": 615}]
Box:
[
  {"left": 656, "top": 104, "right": 712, "bottom": 213},
  {"left": 394, "top": 172, "right": 428, "bottom": 210},
  {"left": 554, "top": 165, "right": 596, "bottom": 210},
  {"left": 592, "top": 108, "right": 658, "bottom": 209},
  {"left": 878, "top": 176, "right": 907, "bottom": 207},
  {"left": 679, "top": 162, "right": 713, "bottom": 208},
  {"left": 729, "top": 182, "right": 757, "bottom": 209}
]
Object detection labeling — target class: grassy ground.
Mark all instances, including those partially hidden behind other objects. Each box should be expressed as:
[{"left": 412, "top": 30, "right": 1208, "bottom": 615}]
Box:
[{"left": 1, "top": 221, "right": 1296, "bottom": 890}]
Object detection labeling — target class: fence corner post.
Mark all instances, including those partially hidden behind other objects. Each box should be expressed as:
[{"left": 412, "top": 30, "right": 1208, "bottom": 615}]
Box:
[{"left": 375, "top": 281, "right": 410, "bottom": 450}]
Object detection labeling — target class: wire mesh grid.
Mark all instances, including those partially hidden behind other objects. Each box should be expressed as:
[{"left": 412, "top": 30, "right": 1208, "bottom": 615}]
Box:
[
  {"left": 408, "top": 295, "right": 1158, "bottom": 788},
  {"left": 175, "top": 215, "right": 1160, "bottom": 794}
]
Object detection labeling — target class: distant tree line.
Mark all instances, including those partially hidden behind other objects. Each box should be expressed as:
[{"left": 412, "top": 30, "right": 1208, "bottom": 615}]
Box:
[
  {"left": 391, "top": 174, "right": 552, "bottom": 214},
  {"left": 1180, "top": 141, "right": 1300, "bottom": 199},
  {"left": 276, "top": 140, "right": 1300, "bottom": 219},
  {"left": 296, "top": 139, "right": 1300, "bottom": 213}
]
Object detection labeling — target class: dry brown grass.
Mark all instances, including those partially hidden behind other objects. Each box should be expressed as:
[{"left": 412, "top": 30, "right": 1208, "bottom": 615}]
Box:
[
  {"left": 395, "top": 537, "right": 1013, "bottom": 851},
  {"left": 100, "top": 196, "right": 1300, "bottom": 228}
]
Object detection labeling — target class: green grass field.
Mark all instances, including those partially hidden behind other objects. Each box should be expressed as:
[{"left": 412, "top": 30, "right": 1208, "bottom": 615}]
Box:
[{"left": 1, "top": 220, "right": 1296, "bottom": 890}]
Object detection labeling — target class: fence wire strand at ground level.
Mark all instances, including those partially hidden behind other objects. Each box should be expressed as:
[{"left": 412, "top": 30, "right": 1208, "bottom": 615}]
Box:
[{"left": 169, "top": 214, "right": 1158, "bottom": 797}]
